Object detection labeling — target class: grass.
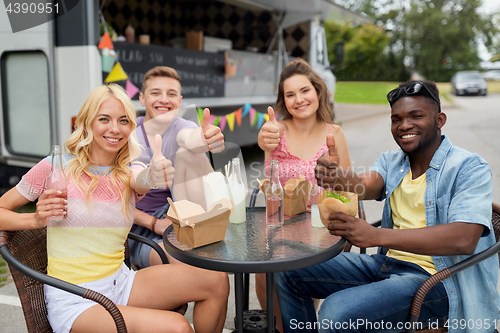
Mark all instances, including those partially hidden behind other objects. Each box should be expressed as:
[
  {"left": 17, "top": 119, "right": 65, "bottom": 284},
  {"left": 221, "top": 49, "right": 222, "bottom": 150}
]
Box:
[
  {"left": 335, "top": 80, "right": 500, "bottom": 105},
  {"left": 335, "top": 81, "right": 399, "bottom": 105}
]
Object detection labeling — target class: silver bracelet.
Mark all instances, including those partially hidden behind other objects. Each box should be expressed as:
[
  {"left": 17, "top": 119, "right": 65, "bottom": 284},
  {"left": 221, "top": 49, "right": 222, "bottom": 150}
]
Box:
[{"left": 145, "top": 165, "right": 158, "bottom": 189}]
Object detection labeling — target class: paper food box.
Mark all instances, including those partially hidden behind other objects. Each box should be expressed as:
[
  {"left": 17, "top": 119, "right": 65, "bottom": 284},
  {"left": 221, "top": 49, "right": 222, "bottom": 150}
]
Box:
[
  {"left": 259, "top": 175, "right": 311, "bottom": 216},
  {"left": 166, "top": 198, "right": 232, "bottom": 248},
  {"left": 317, "top": 191, "right": 358, "bottom": 228}
]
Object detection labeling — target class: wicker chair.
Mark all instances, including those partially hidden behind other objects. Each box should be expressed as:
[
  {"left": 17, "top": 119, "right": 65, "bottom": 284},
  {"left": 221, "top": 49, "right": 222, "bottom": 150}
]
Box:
[
  {"left": 0, "top": 228, "right": 168, "bottom": 333},
  {"left": 345, "top": 202, "right": 500, "bottom": 333}
]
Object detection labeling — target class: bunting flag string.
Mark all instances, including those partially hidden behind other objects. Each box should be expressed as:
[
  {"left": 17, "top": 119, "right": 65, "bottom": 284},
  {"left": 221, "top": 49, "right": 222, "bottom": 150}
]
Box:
[{"left": 194, "top": 103, "right": 272, "bottom": 132}]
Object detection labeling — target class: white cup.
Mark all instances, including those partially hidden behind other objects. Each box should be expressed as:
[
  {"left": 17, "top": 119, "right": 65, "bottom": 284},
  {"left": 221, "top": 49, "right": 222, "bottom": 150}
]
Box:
[{"left": 311, "top": 205, "right": 324, "bottom": 228}]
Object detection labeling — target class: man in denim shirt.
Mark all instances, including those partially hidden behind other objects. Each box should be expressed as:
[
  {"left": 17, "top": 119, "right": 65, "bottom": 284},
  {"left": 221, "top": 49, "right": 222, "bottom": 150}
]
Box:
[{"left": 275, "top": 81, "right": 499, "bottom": 333}]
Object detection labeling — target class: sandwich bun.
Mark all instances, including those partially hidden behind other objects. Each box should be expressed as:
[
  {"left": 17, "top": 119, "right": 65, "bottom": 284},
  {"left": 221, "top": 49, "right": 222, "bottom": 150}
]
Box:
[{"left": 318, "top": 191, "right": 358, "bottom": 228}]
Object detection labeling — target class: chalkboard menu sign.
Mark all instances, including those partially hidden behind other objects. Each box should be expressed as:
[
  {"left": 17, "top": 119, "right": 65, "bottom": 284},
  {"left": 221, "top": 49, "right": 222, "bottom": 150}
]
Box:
[{"left": 114, "top": 43, "right": 225, "bottom": 99}]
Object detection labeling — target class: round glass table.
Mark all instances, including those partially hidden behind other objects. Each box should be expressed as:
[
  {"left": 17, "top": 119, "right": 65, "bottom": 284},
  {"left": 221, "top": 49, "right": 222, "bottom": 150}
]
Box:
[{"left": 163, "top": 207, "right": 346, "bottom": 332}]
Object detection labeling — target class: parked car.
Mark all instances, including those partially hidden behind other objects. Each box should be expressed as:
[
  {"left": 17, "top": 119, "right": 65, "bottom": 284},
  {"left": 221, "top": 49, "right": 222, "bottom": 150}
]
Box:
[{"left": 451, "top": 71, "right": 488, "bottom": 96}]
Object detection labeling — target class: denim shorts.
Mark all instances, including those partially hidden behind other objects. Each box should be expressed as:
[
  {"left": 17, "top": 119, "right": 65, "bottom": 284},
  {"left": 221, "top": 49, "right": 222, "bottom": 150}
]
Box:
[{"left": 44, "top": 263, "right": 137, "bottom": 333}]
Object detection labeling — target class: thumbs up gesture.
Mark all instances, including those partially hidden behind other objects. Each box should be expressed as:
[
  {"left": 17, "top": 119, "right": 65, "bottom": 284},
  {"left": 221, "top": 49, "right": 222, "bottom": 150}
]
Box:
[
  {"left": 201, "top": 108, "right": 225, "bottom": 153},
  {"left": 149, "top": 134, "right": 175, "bottom": 189},
  {"left": 315, "top": 134, "right": 340, "bottom": 188},
  {"left": 258, "top": 106, "right": 280, "bottom": 151}
]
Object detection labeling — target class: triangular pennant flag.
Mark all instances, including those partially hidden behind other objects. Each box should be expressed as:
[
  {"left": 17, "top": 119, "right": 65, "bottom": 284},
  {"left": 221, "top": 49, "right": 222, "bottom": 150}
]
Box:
[
  {"left": 104, "top": 62, "right": 128, "bottom": 82},
  {"left": 226, "top": 112, "right": 236, "bottom": 131},
  {"left": 209, "top": 114, "right": 216, "bottom": 125},
  {"left": 219, "top": 116, "right": 227, "bottom": 132},
  {"left": 213, "top": 116, "right": 220, "bottom": 127},
  {"left": 251, "top": 114, "right": 258, "bottom": 127},
  {"left": 242, "top": 103, "right": 251, "bottom": 118},
  {"left": 197, "top": 107, "right": 204, "bottom": 125},
  {"left": 264, "top": 114, "right": 269, "bottom": 122},
  {"left": 257, "top": 112, "right": 264, "bottom": 129},
  {"left": 125, "top": 79, "right": 140, "bottom": 99},
  {"left": 101, "top": 54, "right": 115, "bottom": 73},
  {"left": 249, "top": 108, "right": 256, "bottom": 126},
  {"left": 234, "top": 108, "right": 242, "bottom": 126},
  {"left": 98, "top": 32, "right": 114, "bottom": 50}
]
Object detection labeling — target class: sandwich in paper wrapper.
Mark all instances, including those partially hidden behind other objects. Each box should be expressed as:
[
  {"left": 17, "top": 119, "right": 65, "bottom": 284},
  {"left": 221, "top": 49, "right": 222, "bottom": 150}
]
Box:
[
  {"left": 166, "top": 198, "right": 233, "bottom": 248},
  {"left": 318, "top": 191, "right": 358, "bottom": 228},
  {"left": 258, "top": 175, "right": 311, "bottom": 216}
]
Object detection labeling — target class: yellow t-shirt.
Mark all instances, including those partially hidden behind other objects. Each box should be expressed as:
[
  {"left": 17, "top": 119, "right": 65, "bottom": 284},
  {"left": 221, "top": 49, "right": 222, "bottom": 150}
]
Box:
[{"left": 386, "top": 170, "right": 437, "bottom": 275}]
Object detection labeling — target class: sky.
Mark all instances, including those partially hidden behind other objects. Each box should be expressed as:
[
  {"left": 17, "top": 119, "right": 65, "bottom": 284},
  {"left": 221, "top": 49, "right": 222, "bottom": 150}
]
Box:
[{"left": 478, "top": 0, "right": 499, "bottom": 65}]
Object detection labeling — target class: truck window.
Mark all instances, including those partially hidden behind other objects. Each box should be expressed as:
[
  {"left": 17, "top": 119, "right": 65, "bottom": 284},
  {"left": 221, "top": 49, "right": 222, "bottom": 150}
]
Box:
[
  {"left": 316, "top": 29, "right": 325, "bottom": 66},
  {"left": 1, "top": 51, "right": 51, "bottom": 157}
]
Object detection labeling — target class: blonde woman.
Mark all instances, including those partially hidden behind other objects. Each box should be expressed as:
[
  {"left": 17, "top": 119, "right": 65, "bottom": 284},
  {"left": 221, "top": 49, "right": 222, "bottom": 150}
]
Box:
[{"left": 0, "top": 84, "right": 229, "bottom": 333}]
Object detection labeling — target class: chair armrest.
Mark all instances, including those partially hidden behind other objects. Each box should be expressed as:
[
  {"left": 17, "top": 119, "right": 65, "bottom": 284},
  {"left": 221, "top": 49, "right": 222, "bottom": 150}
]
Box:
[
  {"left": 405, "top": 240, "right": 500, "bottom": 333},
  {"left": 0, "top": 230, "right": 127, "bottom": 333},
  {"left": 127, "top": 232, "right": 169, "bottom": 264}
]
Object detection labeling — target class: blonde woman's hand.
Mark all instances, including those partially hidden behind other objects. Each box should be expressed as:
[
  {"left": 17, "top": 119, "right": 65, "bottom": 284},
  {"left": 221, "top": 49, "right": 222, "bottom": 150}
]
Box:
[
  {"left": 34, "top": 189, "right": 68, "bottom": 227},
  {"left": 259, "top": 106, "right": 280, "bottom": 151},
  {"left": 149, "top": 134, "right": 175, "bottom": 188},
  {"left": 201, "top": 108, "right": 225, "bottom": 153}
]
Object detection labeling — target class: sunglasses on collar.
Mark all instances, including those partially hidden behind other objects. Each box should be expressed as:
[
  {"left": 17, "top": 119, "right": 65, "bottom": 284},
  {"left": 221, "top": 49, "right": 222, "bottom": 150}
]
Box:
[{"left": 387, "top": 81, "right": 441, "bottom": 112}]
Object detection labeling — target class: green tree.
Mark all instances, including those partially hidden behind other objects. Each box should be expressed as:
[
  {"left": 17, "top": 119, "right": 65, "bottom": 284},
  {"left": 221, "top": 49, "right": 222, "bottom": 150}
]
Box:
[
  {"left": 334, "top": 0, "right": 500, "bottom": 81},
  {"left": 325, "top": 22, "right": 392, "bottom": 80},
  {"left": 403, "top": 0, "right": 498, "bottom": 81}
]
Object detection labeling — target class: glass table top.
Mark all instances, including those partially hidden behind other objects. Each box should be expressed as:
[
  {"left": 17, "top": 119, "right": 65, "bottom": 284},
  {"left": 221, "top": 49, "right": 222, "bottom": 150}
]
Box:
[{"left": 163, "top": 207, "right": 346, "bottom": 273}]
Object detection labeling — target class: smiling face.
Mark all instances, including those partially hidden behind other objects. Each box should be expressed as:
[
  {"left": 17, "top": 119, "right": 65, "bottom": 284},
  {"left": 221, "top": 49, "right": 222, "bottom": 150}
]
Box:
[
  {"left": 140, "top": 76, "right": 182, "bottom": 122},
  {"left": 89, "top": 97, "right": 132, "bottom": 166},
  {"left": 391, "top": 96, "right": 446, "bottom": 156},
  {"left": 283, "top": 74, "right": 320, "bottom": 120}
]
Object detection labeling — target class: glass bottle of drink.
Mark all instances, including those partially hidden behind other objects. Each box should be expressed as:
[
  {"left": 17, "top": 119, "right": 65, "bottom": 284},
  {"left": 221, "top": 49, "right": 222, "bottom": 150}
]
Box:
[
  {"left": 229, "top": 157, "right": 246, "bottom": 223},
  {"left": 266, "top": 159, "right": 284, "bottom": 226},
  {"left": 46, "top": 145, "right": 68, "bottom": 222}
]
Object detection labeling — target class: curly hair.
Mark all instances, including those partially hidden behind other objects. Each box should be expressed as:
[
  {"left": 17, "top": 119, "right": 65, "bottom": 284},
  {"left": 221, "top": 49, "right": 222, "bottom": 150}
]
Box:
[
  {"left": 64, "top": 84, "right": 141, "bottom": 219},
  {"left": 274, "top": 58, "right": 333, "bottom": 123}
]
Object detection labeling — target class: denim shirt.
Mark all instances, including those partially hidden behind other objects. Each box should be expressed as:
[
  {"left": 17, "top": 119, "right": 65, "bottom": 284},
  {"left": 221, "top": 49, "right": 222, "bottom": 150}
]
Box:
[{"left": 370, "top": 135, "right": 499, "bottom": 333}]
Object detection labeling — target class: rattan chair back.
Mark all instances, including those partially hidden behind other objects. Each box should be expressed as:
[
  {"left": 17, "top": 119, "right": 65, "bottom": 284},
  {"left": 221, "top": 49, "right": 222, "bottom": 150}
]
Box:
[{"left": 4, "top": 227, "right": 52, "bottom": 333}]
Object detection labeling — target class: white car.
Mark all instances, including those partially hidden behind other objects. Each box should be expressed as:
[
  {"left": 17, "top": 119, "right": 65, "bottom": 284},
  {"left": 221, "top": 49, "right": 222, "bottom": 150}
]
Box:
[{"left": 451, "top": 71, "right": 488, "bottom": 96}]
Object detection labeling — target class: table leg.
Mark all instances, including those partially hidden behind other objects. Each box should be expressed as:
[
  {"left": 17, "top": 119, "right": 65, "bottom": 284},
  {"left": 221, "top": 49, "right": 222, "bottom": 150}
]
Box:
[
  {"left": 243, "top": 273, "right": 250, "bottom": 311},
  {"left": 266, "top": 272, "right": 274, "bottom": 333},
  {"left": 234, "top": 273, "right": 244, "bottom": 333}
]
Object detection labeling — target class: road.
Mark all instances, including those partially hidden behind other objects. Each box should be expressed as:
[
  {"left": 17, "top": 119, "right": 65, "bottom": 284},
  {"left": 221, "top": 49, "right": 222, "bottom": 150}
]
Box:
[{"left": 1, "top": 93, "right": 499, "bottom": 332}]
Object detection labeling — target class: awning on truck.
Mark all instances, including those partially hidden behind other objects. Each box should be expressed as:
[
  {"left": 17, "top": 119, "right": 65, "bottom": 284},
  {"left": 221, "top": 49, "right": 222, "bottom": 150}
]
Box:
[{"left": 219, "top": 0, "right": 374, "bottom": 28}]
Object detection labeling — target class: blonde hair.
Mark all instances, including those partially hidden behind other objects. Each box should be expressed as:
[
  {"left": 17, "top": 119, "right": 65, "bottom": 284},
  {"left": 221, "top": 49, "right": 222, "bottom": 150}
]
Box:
[
  {"left": 64, "top": 84, "right": 141, "bottom": 219},
  {"left": 275, "top": 58, "right": 333, "bottom": 123}
]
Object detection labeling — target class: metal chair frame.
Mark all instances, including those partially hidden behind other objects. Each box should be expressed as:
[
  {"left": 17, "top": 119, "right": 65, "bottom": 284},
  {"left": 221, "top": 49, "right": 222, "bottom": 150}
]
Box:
[{"left": 0, "top": 228, "right": 168, "bottom": 333}]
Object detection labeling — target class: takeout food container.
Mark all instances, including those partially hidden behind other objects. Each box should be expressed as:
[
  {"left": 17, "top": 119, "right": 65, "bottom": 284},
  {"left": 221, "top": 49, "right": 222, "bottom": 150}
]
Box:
[
  {"left": 166, "top": 199, "right": 232, "bottom": 248},
  {"left": 259, "top": 175, "right": 311, "bottom": 216},
  {"left": 318, "top": 191, "right": 358, "bottom": 228}
]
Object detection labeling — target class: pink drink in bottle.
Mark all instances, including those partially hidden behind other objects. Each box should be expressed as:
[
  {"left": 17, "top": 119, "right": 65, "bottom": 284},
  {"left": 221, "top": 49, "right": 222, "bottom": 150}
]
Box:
[
  {"left": 266, "top": 159, "right": 284, "bottom": 226},
  {"left": 46, "top": 145, "right": 68, "bottom": 222}
]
